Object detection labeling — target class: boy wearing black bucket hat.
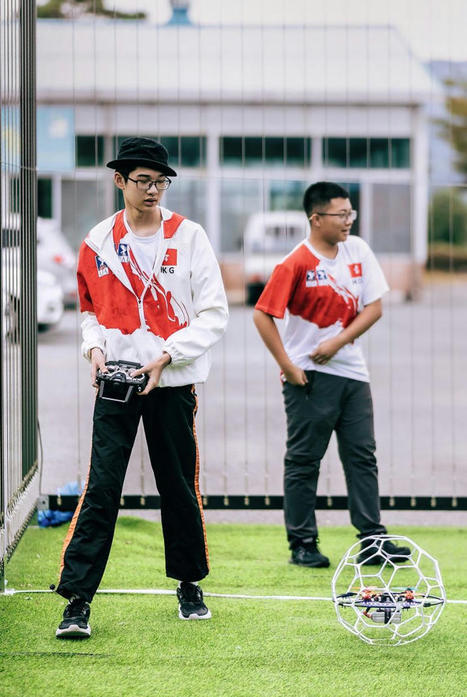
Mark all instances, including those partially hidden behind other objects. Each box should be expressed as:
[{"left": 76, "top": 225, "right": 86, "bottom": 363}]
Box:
[{"left": 53, "top": 137, "right": 228, "bottom": 638}]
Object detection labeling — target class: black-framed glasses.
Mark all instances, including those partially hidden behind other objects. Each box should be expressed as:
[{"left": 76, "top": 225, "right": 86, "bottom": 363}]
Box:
[
  {"left": 127, "top": 176, "right": 172, "bottom": 192},
  {"left": 313, "top": 210, "right": 358, "bottom": 223}
]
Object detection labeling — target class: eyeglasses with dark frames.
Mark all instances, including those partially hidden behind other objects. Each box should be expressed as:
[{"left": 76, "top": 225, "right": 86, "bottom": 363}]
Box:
[{"left": 127, "top": 176, "right": 172, "bottom": 192}]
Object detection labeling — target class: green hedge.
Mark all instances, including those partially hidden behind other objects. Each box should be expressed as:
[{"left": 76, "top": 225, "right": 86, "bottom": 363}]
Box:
[{"left": 426, "top": 242, "right": 467, "bottom": 271}]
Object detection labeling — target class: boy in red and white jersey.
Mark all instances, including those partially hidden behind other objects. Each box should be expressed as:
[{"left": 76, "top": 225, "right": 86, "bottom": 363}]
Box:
[
  {"left": 254, "top": 181, "right": 410, "bottom": 568},
  {"left": 53, "top": 138, "right": 228, "bottom": 638}
]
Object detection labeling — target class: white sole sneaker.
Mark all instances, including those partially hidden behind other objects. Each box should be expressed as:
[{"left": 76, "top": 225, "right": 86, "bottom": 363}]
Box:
[
  {"left": 178, "top": 607, "right": 212, "bottom": 620},
  {"left": 56, "top": 623, "right": 91, "bottom": 638}
]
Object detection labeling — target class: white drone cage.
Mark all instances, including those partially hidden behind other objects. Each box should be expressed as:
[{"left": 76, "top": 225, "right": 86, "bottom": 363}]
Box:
[{"left": 331, "top": 535, "right": 446, "bottom": 646}]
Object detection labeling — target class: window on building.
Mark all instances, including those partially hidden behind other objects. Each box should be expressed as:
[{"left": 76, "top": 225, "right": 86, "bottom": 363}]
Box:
[
  {"left": 38, "top": 178, "right": 53, "bottom": 218},
  {"left": 164, "top": 179, "right": 207, "bottom": 230},
  {"left": 113, "top": 136, "right": 206, "bottom": 168},
  {"left": 62, "top": 179, "right": 107, "bottom": 248},
  {"left": 285, "top": 138, "right": 311, "bottom": 166},
  {"left": 76, "top": 135, "right": 105, "bottom": 167},
  {"left": 8, "top": 177, "right": 53, "bottom": 220},
  {"left": 323, "top": 138, "right": 410, "bottom": 169},
  {"left": 371, "top": 183, "right": 411, "bottom": 253},
  {"left": 269, "top": 180, "right": 306, "bottom": 211},
  {"left": 220, "top": 179, "right": 264, "bottom": 252},
  {"left": 161, "top": 136, "right": 207, "bottom": 167},
  {"left": 220, "top": 137, "right": 312, "bottom": 167}
]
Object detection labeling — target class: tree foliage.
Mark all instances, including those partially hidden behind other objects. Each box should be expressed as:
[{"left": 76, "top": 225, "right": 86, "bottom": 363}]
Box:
[
  {"left": 429, "top": 187, "right": 467, "bottom": 246},
  {"left": 37, "top": 0, "right": 146, "bottom": 20},
  {"left": 436, "top": 78, "right": 467, "bottom": 180}
]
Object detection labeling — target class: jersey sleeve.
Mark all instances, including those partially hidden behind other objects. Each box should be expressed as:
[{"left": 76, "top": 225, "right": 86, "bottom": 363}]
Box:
[
  {"left": 255, "top": 263, "right": 297, "bottom": 319},
  {"left": 361, "top": 246, "right": 390, "bottom": 305}
]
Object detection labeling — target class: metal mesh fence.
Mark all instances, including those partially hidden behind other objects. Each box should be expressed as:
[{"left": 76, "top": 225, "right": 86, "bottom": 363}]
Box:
[
  {"left": 1, "top": 0, "right": 38, "bottom": 587},
  {"left": 1, "top": 3, "right": 467, "bottom": 588},
  {"left": 32, "top": 5, "right": 466, "bottom": 515}
]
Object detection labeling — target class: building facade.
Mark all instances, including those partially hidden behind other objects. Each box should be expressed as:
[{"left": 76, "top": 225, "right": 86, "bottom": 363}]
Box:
[{"left": 12, "top": 17, "right": 442, "bottom": 298}]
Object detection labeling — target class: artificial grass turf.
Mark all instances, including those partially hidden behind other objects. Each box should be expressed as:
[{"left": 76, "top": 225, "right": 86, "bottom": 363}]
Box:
[{"left": 1, "top": 520, "right": 466, "bottom": 697}]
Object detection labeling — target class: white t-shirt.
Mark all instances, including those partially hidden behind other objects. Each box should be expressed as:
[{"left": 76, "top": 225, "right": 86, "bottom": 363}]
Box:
[
  {"left": 121, "top": 212, "right": 162, "bottom": 280},
  {"left": 255, "top": 235, "right": 389, "bottom": 382}
]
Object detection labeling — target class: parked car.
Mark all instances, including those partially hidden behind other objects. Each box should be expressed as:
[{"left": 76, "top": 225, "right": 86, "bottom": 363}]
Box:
[
  {"left": 243, "top": 210, "right": 308, "bottom": 305},
  {"left": 37, "top": 217, "right": 77, "bottom": 307},
  {"left": 2, "top": 246, "right": 64, "bottom": 341},
  {"left": 36, "top": 268, "right": 65, "bottom": 331}
]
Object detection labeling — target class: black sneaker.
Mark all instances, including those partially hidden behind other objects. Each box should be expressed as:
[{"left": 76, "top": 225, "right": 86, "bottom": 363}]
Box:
[
  {"left": 56, "top": 596, "right": 91, "bottom": 638},
  {"left": 177, "top": 582, "right": 211, "bottom": 620},
  {"left": 357, "top": 538, "right": 411, "bottom": 565},
  {"left": 289, "top": 540, "right": 330, "bottom": 568}
]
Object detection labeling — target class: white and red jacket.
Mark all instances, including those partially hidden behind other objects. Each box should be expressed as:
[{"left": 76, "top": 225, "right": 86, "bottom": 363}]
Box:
[{"left": 77, "top": 206, "right": 229, "bottom": 387}]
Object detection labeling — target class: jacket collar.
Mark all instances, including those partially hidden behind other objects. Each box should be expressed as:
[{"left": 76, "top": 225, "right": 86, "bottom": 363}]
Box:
[
  {"left": 84, "top": 207, "right": 179, "bottom": 295},
  {"left": 86, "top": 206, "right": 176, "bottom": 251},
  {"left": 85, "top": 213, "right": 132, "bottom": 292}
]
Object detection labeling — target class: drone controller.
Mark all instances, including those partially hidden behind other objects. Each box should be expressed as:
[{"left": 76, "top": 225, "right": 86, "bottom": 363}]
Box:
[{"left": 96, "top": 360, "right": 148, "bottom": 403}]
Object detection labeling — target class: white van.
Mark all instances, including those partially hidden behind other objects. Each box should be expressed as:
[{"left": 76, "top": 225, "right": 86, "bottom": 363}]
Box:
[{"left": 243, "top": 210, "right": 308, "bottom": 305}]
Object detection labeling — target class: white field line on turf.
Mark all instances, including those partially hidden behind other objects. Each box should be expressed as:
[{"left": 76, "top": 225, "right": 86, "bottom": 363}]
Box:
[{"left": 2, "top": 588, "right": 467, "bottom": 604}]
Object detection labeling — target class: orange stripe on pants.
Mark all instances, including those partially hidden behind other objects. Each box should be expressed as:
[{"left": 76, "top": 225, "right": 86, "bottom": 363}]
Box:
[
  {"left": 58, "top": 464, "right": 91, "bottom": 579},
  {"left": 191, "top": 385, "right": 210, "bottom": 572}
]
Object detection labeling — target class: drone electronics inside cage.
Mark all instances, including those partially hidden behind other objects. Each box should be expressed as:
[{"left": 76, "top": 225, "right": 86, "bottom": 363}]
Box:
[{"left": 331, "top": 535, "right": 446, "bottom": 645}]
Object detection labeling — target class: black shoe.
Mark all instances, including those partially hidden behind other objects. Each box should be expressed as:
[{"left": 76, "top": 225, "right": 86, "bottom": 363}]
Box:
[
  {"left": 56, "top": 596, "right": 91, "bottom": 638},
  {"left": 177, "top": 582, "right": 211, "bottom": 620},
  {"left": 357, "top": 538, "right": 411, "bottom": 565},
  {"left": 289, "top": 541, "right": 330, "bottom": 568}
]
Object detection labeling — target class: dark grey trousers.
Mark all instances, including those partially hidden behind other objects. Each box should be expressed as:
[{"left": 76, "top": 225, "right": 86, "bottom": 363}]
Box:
[{"left": 282, "top": 370, "right": 386, "bottom": 549}]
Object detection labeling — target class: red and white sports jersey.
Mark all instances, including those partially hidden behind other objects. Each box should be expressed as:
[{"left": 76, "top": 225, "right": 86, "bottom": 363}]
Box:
[
  {"left": 77, "top": 206, "right": 228, "bottom": 388},
  {"left": 255, "top": 235, "right": 389, "bottom": 382}
]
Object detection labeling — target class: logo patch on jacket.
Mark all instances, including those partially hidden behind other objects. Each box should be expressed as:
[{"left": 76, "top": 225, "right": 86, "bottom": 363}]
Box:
[
  {"left": 162, "top": 249, "right": 178, "bottom": 266},
  {"left": 348, "top": 263, "right": 362, "bottom": 278},
  {"left": 96, "top": 256, "right": 109, "bottom": 277},
  {"left": 117, "top": 242, "right": 130, "bottom": 263}
]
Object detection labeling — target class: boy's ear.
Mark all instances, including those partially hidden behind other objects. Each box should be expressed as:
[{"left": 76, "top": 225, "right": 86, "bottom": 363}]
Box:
[
  {"left": 114, "top": 172, "right": 126, "bottom": 190},
  {"left": 309, "top": 212, "right": 319, "bottom": 226}
]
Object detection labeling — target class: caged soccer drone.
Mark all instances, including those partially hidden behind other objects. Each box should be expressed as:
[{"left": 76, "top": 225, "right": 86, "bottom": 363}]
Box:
[{"left": 331, "top": 535, "right": 446, "bottom": 646}]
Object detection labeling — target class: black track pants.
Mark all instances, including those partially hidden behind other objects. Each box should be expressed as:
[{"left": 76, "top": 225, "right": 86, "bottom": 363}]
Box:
[
  {"left": 56, "top": 385, "right": 209, "bottom": 602},
  {"left": 282, "top": 371, "right": 386, "bottom": 549}
]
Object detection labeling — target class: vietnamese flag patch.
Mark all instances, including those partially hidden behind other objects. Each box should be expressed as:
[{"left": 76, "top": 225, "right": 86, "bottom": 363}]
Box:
[
  {"left": 348, "top": 263, "right": 362, "bottom": 278},
  {"left": 162, "top": 248, "right": 178, "bottom": 266}
]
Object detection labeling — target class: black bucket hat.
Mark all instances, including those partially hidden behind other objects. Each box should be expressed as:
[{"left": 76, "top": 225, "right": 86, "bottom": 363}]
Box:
[{"left": 106, "top": 137, "right": 177, "bottom": 177}]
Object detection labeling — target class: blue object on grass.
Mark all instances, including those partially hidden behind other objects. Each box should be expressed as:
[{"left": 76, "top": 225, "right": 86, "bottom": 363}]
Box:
[{"left": 37, "top": 480, "right": 83, "bottom": 528}]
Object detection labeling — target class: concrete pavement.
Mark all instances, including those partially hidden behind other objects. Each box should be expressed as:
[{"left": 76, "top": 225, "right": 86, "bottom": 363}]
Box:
[{"left": 38, "top": 279, "right": 467, "bottom": 526}]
